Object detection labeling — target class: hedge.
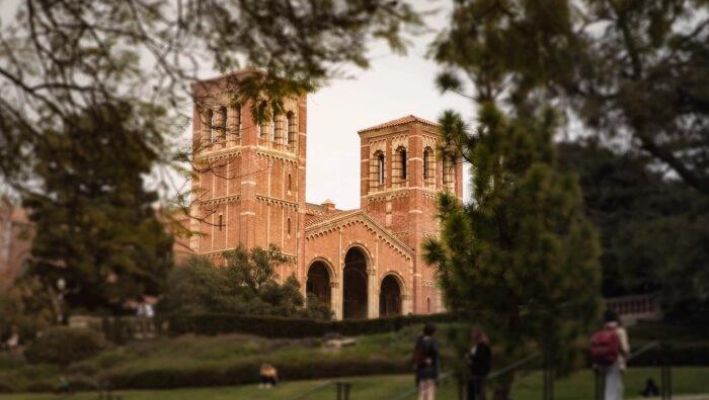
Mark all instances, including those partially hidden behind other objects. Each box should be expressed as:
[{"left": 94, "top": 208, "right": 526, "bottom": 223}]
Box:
[
  {"left": 158, "top": 313, "right": 458, "bottom": 338},
  {"left": 101, "top": 357, "right": 409, "bottom": 390},
  {"left": 24, "top": 327, "right": 107, "bottom": 366}
]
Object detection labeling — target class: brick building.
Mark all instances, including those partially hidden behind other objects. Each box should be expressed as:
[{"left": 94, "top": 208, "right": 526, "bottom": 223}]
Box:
[
  {"left": 190, "top": 73, "right": 463, "bottom": 319},
  {"left": 0, "top": 198, "right": 32, "bottom": 288}
]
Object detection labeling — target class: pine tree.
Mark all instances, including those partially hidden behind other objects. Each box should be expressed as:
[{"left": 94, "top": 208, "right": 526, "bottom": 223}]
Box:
[
  {"left": 23, "top": 103, "right": 174, "bottom": 314},
  {"left": 424, "top": 104, "right": 601, "bottom": 398}
]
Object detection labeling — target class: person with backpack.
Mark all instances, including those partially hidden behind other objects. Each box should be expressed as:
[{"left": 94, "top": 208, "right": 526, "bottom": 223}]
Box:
[
  {"left": 590, "top": 310, "right": 630, "bottom": 400},
  {"left": 413, "top": 323, "right": 440, "bottom": 400},
  {"left": 464, "top": 328, "right": 491, "bottom": 400}
]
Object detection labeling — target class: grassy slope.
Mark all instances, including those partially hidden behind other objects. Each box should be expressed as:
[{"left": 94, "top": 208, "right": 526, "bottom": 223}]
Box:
[{"left": 1, "top": 368, "right": 708, "bottom": 400}]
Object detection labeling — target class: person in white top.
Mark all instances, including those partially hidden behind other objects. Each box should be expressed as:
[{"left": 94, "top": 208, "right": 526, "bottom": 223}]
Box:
[{"left": 603, "top": 310, "right": 630, "bottom": 400}]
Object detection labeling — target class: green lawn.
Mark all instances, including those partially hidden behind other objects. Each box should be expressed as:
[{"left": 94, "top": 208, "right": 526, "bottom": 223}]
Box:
[{"left": 1, "top": 367, "right": 707, "bottom": 400}]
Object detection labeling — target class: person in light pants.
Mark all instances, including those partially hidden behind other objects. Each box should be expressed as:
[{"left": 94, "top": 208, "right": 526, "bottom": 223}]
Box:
[{"left": 603, "top": 310, "right": 630, "bottom": 400}]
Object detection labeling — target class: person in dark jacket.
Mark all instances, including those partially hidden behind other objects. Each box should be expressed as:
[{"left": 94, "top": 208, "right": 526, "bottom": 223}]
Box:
[
  {"left": 465, "top": 328, "right": 492, "bottom": 400},
  {"left": 413, "top": 323, "right": 440, "bottom": 400}
]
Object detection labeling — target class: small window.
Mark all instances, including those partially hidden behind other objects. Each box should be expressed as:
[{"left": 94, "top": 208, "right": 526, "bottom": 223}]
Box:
[
  {"left": 234, "top": 103, "right": 242, "bottom": 136},
  {"left": 426, "top": 297, "right": 431, "bottom": 313},
  {"left": 287, "top": 218, "right": 291, "bottom": 235},
  {"left": 377, "top": 153, "right": 385, "bottom": 185},
  {"left": 287, "top": 111, "right": 296, "bottom": 145},
  {"left": 287, "top": 174, "right": 292, "bottom": 191},
  {"left": 219, "top": 106, "right": 227, "bottom": 139},
  {"left": 399, "top": 147, "right": 407, "bottom": 180},
  {"left": 205, "top": 109, "right": 214, "bottom": 142},
  {"left": 423, "top": 147, "right": 432, "bottom": 180},
  {"left": 218, "top": 214, "right": 223, "bottom": 231}
]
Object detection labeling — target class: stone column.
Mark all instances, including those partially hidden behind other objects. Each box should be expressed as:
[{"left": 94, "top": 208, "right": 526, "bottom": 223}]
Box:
[
  {"left": 331, "top": 280, "right": 343, "bottom": 320},
  {"left": 367, "top": 268, "right": 379, "bottom": 319},
  {"left": 402, "top": 294, "right": 413, "bottom": 315}
]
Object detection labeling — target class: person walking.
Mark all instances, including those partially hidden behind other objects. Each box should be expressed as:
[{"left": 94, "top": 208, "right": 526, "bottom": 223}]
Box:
[
  {"left": 413, "top": 323, "right": 440, "bottom": 400},
  {"left": 465, "top": 328, "right": 491, "bottom": 400},
  {"left": 591, "top": 310, "right": 630, "bottom": 400}
]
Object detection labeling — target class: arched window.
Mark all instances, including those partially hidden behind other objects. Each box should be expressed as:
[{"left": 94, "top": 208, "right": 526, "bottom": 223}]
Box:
[
  {"left": 287, "top": 111, "right": 297, "bottom": 146},
  {"left": 218, "top": 106, "right": 227, "bottom": 140},
  {"left": 399, "top": 147, "right": 407, "bottom": 180},
  {"left": 426, "top": 297, "right": 431, "bottom": 313},
  {"left": 377, "top": 152, "right": 385, "bottom": 186},
  {"left": 205, "top": 109, "right": 214, "bottom": 143},
  {"left": 287, "top": 174, "right": 292, "bottom": 192},
  {"left": 287, "top": 218, "right": 291, "bottom": 235},
  {"left": 217, "top": 214, "right": 223, "bottom": 231},
  {"left": 443, "top": 155, "right": 455, "bottom": 191},
  {"left": 231, "top": 103, "right": 242, "bottom": 137},
  {"left": 423, "top": 147, "right": 436, "bottom": 186}
]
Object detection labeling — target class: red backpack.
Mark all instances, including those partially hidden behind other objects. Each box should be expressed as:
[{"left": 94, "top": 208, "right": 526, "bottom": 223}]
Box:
[{"left": 590, "top": 327, "right": 621, "bottom": 366}]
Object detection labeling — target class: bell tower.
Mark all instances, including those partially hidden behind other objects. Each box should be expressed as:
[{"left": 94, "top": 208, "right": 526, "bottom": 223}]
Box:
[
  {"left": 189, "top": 72, "right": 307, "bottom": 280},
  {"left": 359, "top": 115, "right": 463, "bottom": 314}
]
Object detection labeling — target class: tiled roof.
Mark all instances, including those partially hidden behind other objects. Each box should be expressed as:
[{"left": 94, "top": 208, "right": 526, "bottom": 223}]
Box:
[
  {"left": 357, "top": 115, "right": 439, "bottom": 133},
  {"left": 305, "top": 209, "right": 359, "bottom": 228}
]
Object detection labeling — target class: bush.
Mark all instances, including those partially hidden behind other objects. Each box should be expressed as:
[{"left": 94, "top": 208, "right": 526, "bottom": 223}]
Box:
[
  {"left": 162, "top": 312, "right": 458, "bottom": 338},
  {"left": 101, "top": 357, "right": 408, "bottom": 389},
  {"left": 24, "top": 327, "right": 107, "bottom": 365}
]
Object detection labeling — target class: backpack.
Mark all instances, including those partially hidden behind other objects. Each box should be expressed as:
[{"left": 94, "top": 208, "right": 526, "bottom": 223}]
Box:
[
  {"left": 590, "top": 327, "right": 621, "bottom": 366},
  {"left": 412, "top": 337, "right": 433, "bottom": 368}
]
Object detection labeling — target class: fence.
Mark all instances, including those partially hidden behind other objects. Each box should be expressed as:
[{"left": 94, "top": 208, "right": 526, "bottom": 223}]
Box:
[{"left": 605, "top": 294, "right": 661, "bottom": 325}]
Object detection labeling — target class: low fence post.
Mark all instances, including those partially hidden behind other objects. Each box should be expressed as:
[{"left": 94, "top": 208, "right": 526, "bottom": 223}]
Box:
[
  {"left": 542, "top": 351, "right": 554, "bottom": 400},
  {"left": 660, "top": 342, "right": 672, "bottom": 400},
  {"left": 336, "top": 381, "right": 352, "bottom": 400},
  {"left": 594, "top": 367, "right": 605, "bottom": 400}
]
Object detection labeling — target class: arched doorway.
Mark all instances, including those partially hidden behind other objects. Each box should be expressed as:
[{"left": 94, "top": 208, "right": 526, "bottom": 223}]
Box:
[
  {"left": 306, "top": 261, "right": 331, "bottom": 307},
  {"left": 379, "top": 275, "right": 402, "bottom": 317},
  {"left": 343, "top": 247, "right": 368, "bottom": 319}
]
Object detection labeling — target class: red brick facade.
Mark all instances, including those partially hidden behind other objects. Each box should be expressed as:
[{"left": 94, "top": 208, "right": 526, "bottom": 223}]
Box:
[
  {"left": 0, "top": 198, "right": 31, "bottom": 288},
  {"left": 190, "top": 73, "right": 463, "bottom": 319}
]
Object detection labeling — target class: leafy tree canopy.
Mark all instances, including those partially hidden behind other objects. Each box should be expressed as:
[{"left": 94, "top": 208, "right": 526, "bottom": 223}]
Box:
[
  {"left": 425, "top": 104, "right": 601, "bottom": 397},
  {"left": 560, "top": 140, "right": 709, "bottom": 321},
  {"left": 22, "top": 103, "right": 174, "bottom": 314},
  {"left": 158, "top": 245, "right": 333, "bottom": 320},
  {"left": 434, "top": 0, "right": 709, "bottom": 193}
]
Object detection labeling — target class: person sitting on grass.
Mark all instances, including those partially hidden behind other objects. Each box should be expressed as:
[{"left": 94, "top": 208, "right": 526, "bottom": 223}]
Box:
[{"left": 259, "top": 363, "right": 279, "bottom": 389}]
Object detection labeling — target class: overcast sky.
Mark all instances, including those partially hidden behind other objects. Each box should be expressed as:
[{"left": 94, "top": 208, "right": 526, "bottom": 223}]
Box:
[{"left": 305, "top": 1, "right": 474, "bottom": 209}]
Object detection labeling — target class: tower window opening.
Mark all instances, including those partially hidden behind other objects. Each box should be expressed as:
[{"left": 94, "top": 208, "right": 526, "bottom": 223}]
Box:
[
  {"left": 217, "top": 214, "right": 223, "bottom": 231},
  {"left": 205, "top": 109, "right": 214, "bottom": 143},
  {"left": 287, "top": 218, "right": 291, "bottom": 235},
  {"left": 218, "top": 106, "right": 227, "bottom": 140},
  {"left": 287, "top": 111, "right": 297, "bottom": 146},
  {"left": 287, "top": 174, "right": 292, "bottom": 191},
  {"left": 423, "top": 147, "right": 432, "bottom": 180},
  {"left": 233, "top": 103, "right": 242, "bottom": 137},
  {"left": 377, "top": 152, "right": 385, "bottom": 186},
  {"left": 399, "top": 147, "right": 407, "bottom": 180}
]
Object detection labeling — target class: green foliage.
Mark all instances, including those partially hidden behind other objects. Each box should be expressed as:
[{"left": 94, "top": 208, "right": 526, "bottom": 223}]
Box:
[
  {"left": 22, "top": 103, "right": 174, "bottom": 314},
  {"left": 425, "top": 104, "right": 602, "bottom": 395},
  {"left": 158, "top": 246, "right": 331, "bottom": 319},
  {"left": 0, "top": 277, "right": 56, "bottom": 343},
  {"left": 433, "top": 0, "right": 709, "bottom": 194},
  {"left": 163, "top": 313, "right": 456, "bottom": 338},
  {"left": 559, "top": 141, "right": 709, "bottom": 320},
  {"left": 24, "top": 327, "right": 107, "bottom": 366}
]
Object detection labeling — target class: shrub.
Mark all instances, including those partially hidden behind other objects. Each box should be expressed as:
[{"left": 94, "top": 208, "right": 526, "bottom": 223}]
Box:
[
  {"left": 162, "top": 312, "right": 458, "bottom": 338},
  {"left": 24, "top": 327, "right": 107, "bottom": 365}
]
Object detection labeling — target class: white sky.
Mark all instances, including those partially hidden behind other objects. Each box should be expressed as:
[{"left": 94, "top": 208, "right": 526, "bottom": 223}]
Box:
[{"left": 305, "top": 1, "right": 475, "bottom": 209}]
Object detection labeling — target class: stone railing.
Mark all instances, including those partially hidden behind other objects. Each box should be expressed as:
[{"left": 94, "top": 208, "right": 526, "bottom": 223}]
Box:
[{"left": 605, "top": 293, "right": 661, "bottom": 325}]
